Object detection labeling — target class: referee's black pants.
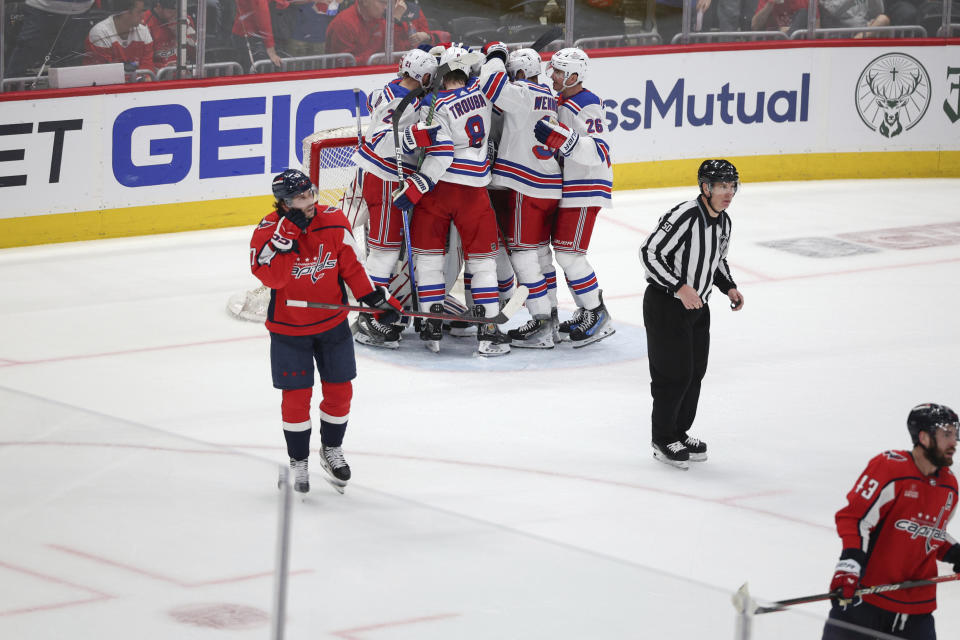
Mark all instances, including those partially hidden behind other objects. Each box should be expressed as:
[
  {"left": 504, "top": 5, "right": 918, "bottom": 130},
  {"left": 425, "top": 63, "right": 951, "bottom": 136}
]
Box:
[{"left": 642, "top": 285, "right": 710, "bottom": 445}]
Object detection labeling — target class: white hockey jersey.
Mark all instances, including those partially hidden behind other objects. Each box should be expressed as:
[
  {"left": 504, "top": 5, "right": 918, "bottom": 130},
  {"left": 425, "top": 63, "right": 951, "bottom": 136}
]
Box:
[
  {"left": 417, "top": 71, "right": 509, "bottom": 188},
  {"left": 556, "top": 89, "right": 613, "bottom": 209},
  {"left": 353, "top": 80, "right": 422, "bottom": 182},
  {"left": 482, "top": 63, "right": 562, "bottom": 200}
]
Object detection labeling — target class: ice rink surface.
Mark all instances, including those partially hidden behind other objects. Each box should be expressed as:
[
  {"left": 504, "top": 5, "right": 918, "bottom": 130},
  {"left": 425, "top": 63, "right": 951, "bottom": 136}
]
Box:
[{"left": 1, "top": 178, "right": 959, "bottom": 638}]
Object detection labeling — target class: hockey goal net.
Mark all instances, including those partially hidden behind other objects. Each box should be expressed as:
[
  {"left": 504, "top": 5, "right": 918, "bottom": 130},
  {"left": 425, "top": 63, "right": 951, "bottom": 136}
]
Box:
[{"left": 226, "top": 126, "right": 365, "bottom": 322}]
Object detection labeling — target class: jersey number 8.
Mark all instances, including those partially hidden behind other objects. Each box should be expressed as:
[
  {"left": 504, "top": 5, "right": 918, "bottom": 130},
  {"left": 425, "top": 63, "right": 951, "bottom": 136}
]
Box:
[{"left": 465, "top": 115, "right": 486, "bottom": 149}]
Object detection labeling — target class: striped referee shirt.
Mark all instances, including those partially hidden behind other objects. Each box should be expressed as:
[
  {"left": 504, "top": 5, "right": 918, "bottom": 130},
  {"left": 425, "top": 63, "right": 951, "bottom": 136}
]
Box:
[{"left": 640, "top": 196, "right": 736, "bottom": 302}]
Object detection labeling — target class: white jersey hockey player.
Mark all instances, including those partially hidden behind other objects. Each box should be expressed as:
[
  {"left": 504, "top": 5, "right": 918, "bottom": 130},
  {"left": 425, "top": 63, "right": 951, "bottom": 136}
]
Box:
[
  {"left": 533, "top": 47, "right": 615, "bottom": 347},
  {"left": 392, "top": 45, "right": 513, "bottom": 356},
  {"left": 480, "top": 44, "right": 562, "bottom": 348},
  {"left": 350, "top": 48, "right": 438, "bottom": 348}
]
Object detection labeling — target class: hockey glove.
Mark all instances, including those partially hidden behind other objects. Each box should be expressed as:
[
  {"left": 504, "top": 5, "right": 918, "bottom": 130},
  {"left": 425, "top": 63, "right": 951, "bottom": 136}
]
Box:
[
  {"left": 270, "top": 210, "right": 308, "bottom": 252},
  {"left": 829, "top": 549, "right": 865, "bottom": 601},
  {"left": 482, "top": 41, "right": 508, "bottom": 64},
  {"left": 534, "top": 116, "right": 579, "bottom": 157},
  {"left": 943, "top": 543, "right": 960, "bottom": 573},
  {"left": 360, "top": 286, "right": 403, "bottom": 325},
  {"left": 392, "top": 173, "right": 434, "bottom": 211},
  {"left": 401, "top": 122, "right": 442, "bottom": 153}
]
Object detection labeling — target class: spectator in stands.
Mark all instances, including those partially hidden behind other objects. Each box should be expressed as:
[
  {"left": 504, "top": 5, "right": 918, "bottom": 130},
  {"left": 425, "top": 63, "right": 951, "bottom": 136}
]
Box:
[
  {"left": 233, "top": 0, "right": 285, "bottom": 69},
  {"left": 4, "top": 0, "right": 95, "bottom": 76},
  {"left": 85, "top": 0, "right": 156, "bottom": 75},
  {"left": 694, "top": 0, "right": 758, "bottom": 31},
  {"left": 273, "top": 0, "right": 338, "bottom": 57},
  {"left": 143, "top": 0, "right": 197, "bottom": 68},
  {"left": 325, "top": 0, "right": 449, "bottom": 66},
  {"left": 885, "top": 0, "right": 924, "bottom": 27},
  {"left": 819, "top": 0, "right": 890, "bottom": 35},
  {"left": 751, "top": 0, "right": 813, "bottom": 31}
]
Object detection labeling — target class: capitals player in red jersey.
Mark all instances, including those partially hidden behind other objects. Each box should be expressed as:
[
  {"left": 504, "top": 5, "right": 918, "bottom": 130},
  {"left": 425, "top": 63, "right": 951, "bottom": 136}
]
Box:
[
  {"left": 823, "top": 403, "right": 960, "bottom": 640},
  {"left": 480, "top": 44, "right": 562, "bottom": 349},
  {"left": 533, "top": 47, "right": 615, "bottom": 347},
  {"left": 393, "top": 45, "right": 512, "bottom": 356},
  {"left": 250, "top": 169, "right": 401, "bottom": 494},
  {"left": 351, "top": 48, "right": 437, "bottom": 348}
]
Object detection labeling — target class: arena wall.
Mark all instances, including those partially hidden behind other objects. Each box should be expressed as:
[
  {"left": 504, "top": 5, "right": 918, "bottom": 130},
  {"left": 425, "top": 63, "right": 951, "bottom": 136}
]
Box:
[{"left": 1, "top": 40, "right": 958, "bottom": 247}]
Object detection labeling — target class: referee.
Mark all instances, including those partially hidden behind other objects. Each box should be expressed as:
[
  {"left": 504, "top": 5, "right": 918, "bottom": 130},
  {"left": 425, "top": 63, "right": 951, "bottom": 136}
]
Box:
[{"left": 639, "top": 160, "right": 745, "bottom": 470}]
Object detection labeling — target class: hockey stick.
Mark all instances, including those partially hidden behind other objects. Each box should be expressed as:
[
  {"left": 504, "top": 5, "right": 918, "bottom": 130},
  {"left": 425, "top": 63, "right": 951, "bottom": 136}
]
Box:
[
  {"left": 391, "top": 84, "right": 428, "bottom": 312},
  {"left": 738, "top": 574, "right": 960, "bottom": 616},
  {"left": 288, "top": 285, "right": 528, "bottom": 325},
  {"left": 353, "top": 88, "right": 365, "bottom": 145},
  {"left": 529, "top": 26, "right": 564, "bottom": 53}
]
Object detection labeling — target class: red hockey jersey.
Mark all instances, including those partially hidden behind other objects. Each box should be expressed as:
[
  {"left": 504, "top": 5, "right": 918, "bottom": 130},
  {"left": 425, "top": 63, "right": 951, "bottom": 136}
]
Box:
[
  {"left": 250, "top": 205, "right": 375, "bottom": 336},
  {"left": 835, "top": 449, "right": 958, "bottom": 614}
]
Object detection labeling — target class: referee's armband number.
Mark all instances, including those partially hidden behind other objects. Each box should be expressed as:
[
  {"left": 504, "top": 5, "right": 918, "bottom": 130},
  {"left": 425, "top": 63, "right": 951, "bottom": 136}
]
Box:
[{"left": 854, "top": 474, "right": 879, "bottom": 499}]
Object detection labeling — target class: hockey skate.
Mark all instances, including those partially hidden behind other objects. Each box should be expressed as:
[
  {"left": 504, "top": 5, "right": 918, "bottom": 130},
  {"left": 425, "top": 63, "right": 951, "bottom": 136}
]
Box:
[
  {"left": 475, "top": 305, "right": 511, "bottom": 356},
  {"left": 420, "top": 303, "right": 444, "bottom": 353},
  {"left": 550, "top": 308, "right": 561, "bottom": 344},
  {"left": 279, "top": 457, "right": 310, "bottom": 493},
  {"left": 557, "top": 307, "right": 586, "bottom": 343},
  {"left": 652, "top": 441, "right": 690, "bottom": 471},
  {"left": 355, "top": 313, "right": 400, "bottom": 349},
  {"left": 444, "top": 320, "right": 477, "bottom": 337},
  {"left": 319, "top": 446, "right": 351, "bottom": 494},
  {"left": 682, "top": 436, "right": 708, "bottom": 462},
  {"left": 507, "top": 315, "right": 555, "bottom": 349},
  {"left": 569, "top": 292, "right": 615, "bottom": 348}
]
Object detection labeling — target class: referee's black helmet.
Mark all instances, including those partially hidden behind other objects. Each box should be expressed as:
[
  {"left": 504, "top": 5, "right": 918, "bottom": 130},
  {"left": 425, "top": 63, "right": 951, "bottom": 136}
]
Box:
[{"left": 698, "top": 159, "right": 739, "bottom": 188}]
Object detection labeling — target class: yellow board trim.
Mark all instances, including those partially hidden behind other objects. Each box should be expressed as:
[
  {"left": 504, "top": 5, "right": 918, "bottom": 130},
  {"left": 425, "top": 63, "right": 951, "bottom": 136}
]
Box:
[
  {"left": 614, "top": 150, "right": 960, "bottom": 190},
  {"left": 2, "top": 151, "right": 959, "bottom": 248}
]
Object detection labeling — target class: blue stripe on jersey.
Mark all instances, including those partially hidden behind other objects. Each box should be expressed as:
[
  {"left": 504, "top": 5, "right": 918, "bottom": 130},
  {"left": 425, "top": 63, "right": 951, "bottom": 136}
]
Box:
[
  {"left": 562, "top": 190, "right": 611, "bottom": 199},
  {"left": 518, "top": 79, "right": 554, "bottom": 98},
  {"left": 495, "top": 158, "right": 561, "bottom": 181},
  {"left": 564, "top": 178, "right": 613, "bottom": 187},
  {"left": 483, "top": 72, "right": 506, "bottom": 102},
  {"left": 492, "top": 169, "right": 562, "bottom": 191}
]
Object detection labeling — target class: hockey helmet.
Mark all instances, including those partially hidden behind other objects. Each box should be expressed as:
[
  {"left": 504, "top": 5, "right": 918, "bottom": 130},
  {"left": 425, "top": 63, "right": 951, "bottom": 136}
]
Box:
[
  {"left": 907, "top": 403, "right": 960, "bottom": 445},
  {"left": 548, "top": 47, "right": 589, "bottom": 87},
  {"left": 398, "top": 48, "right": 437, "bottom": 87},
  {"left": 272, "top": 169, "right": 315, "bottom": 204},
  {"left": 507, "top": 48, "right": 542, "bottom": 80},
  {"left": 439, "top": 45, "right": 481, "bottom": 79},
  {"left": 698, "top": 159, "right": 739, "bottom": 192}
]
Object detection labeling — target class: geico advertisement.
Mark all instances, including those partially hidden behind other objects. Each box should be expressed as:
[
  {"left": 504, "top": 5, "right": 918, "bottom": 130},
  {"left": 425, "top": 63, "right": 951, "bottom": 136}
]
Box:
[{"left": 1, "top": 44, "right": 957, "bottom": 218}]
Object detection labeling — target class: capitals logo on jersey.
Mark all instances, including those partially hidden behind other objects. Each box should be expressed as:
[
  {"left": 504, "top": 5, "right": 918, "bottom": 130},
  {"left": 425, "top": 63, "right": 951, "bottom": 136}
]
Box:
[{"left": 292, "top": 249, "right": 337, "bottom": 283}]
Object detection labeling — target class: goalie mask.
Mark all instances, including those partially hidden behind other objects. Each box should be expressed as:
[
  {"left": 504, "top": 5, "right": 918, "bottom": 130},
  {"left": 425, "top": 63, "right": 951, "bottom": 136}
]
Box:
[
  {"left": 548, "top": 47, "right": 589, "bottom": 88},
  {"left": 439, "top": 45, "right": 477, "bottom": 80},
  {"left": 507, "top": 48, "right": 542, "bottom": 80},
  {"left": 398, "top": 48, "right": 437, "bottom": 87}
]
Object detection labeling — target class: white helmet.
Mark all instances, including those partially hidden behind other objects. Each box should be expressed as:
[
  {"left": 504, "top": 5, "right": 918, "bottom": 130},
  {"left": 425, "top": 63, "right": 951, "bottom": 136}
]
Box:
[
  {"left": 507, "top": 48, "right": 542, "bottom": 80},
  {"left": 398, "top": 49, "right": 437, "bottom": 87},
  {"left": 439, "top": 45, "right": 482, "bottom": 78},
  {"left": 549, "top": 47, "right": 589, "bottom": 87}
]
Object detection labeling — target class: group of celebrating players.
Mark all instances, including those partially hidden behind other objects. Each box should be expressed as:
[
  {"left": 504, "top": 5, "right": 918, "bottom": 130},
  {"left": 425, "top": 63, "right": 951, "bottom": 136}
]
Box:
[{"left": 349, "top": 41, "right": 615, "bottom": 356}]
